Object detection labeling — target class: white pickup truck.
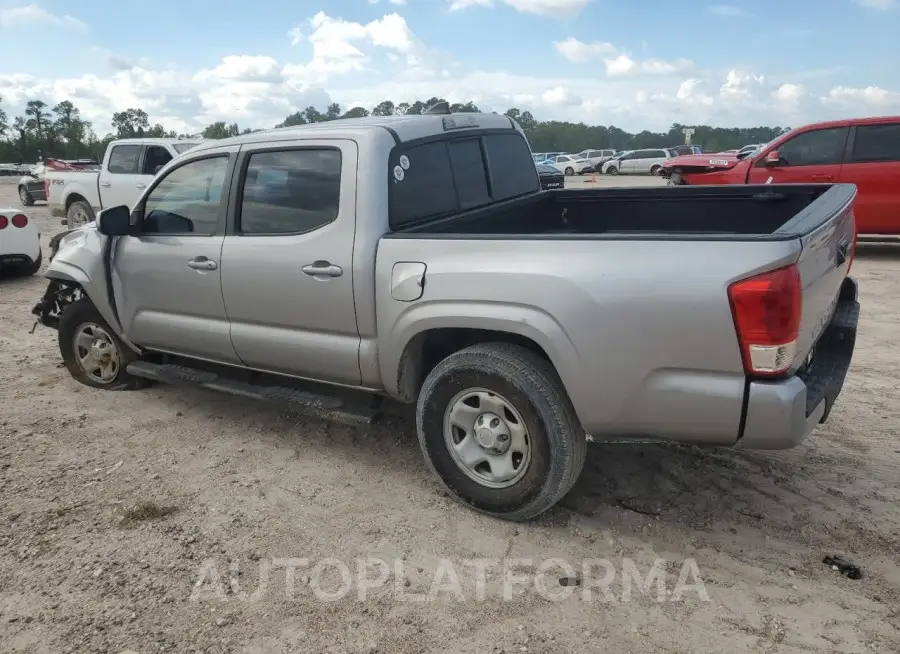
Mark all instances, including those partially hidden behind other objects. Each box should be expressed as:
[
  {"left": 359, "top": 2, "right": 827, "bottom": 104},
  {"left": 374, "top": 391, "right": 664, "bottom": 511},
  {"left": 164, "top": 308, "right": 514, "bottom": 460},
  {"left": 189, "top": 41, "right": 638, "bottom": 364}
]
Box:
[{"left": 47, "top": 138, "right": 202, "bottom": 228}]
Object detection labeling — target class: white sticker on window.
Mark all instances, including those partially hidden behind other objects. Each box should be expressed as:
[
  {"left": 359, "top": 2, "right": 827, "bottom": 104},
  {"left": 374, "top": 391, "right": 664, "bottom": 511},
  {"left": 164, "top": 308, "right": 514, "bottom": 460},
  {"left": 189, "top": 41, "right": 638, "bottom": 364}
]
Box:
[
  {"left": 393, "top": 165, "right": 405, "bottom": 181},
  {"left": 399, "top": 155, "right": 410, "bottom": 170}
]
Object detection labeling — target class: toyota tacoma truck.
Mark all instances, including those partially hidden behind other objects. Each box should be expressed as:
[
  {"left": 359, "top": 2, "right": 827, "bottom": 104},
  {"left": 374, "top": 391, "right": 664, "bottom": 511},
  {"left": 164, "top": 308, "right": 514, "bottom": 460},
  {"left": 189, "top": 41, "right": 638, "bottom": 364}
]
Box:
[
  {"left": 32, "top": 109, "right": 860, "bottom": 521},
  {"left": 46, "top": 137, "right": 202, "bottom": 229}
]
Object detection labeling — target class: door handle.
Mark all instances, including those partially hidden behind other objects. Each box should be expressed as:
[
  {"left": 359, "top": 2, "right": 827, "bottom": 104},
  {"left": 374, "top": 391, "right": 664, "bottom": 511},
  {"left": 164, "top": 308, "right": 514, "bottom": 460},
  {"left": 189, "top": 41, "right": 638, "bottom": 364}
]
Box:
[
  {"left": 302, "top": 261, "right": 343, "bottom": 278},
  {"left": 136, "top": 183, "right": 147, "bottom": 189},
  {"left": 100, "top": 182, "right": 111, "bottom": 188},
  {"left": 811, "top": 174, "right": 833, "bottom": 181},
  {"left": 187, "top": 257, "right": 217, "bottom": 271}
]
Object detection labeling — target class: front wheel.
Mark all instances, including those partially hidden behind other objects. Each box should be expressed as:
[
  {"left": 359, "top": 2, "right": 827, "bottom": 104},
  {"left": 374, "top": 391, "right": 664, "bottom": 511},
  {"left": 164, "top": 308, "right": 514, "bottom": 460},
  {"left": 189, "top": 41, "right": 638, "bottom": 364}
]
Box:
[
  {"left": 19, "top": 186, "right": 34, "bottom": 206},
  {"left": 606, "top": 166, "right": 619, "bottom": 176},
  {"left": 650, "top": 165, "right": 661, "bottom": 176},
  {"left": 564, "top": 167, "right": 575, "bottom": 176},
  {"left": 416, "top": 342, "right": 587, "bottom": 521},
  {"left": 58, "top": 300, "right": 148, "bottom": 390}
]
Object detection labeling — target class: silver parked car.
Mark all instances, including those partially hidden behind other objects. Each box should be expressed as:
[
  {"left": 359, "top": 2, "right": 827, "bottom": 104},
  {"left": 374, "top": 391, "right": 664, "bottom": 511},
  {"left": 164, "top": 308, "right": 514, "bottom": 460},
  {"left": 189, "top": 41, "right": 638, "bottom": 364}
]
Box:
[
  {"left": 33, "top": 109, "right": 860, "bottom": 522},
  {"left": 602, "top": 148, "right": 675, "bottom": 175}
]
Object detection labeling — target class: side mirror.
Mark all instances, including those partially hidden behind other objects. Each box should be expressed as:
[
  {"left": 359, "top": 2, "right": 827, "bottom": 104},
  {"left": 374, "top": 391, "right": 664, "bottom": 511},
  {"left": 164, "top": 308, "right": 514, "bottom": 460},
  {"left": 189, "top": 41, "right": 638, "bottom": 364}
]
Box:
[
  {"left": 96, "top": 205, "right": 132, "bottom": 236},
  {"left": 764, "top": 150, "right": 781, "bottom": 166}
]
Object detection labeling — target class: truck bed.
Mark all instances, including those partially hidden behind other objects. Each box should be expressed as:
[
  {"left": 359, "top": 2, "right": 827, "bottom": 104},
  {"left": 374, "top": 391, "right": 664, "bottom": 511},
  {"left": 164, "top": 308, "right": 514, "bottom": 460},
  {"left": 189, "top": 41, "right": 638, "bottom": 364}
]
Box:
[{"left": 393, "top": 183, "right": 854, "bottom": 240}]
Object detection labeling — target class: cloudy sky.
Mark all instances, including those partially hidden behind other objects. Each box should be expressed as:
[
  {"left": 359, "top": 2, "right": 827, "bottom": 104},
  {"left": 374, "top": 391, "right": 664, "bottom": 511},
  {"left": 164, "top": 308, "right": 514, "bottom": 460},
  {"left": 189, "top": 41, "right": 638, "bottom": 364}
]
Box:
[{"left": 0, "top": 0, "right": 898, "bottom": 135}]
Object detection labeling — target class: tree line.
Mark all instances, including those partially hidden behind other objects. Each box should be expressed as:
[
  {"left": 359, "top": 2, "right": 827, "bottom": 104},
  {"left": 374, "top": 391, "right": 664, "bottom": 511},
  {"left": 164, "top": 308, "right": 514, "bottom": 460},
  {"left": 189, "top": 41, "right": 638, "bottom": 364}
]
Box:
[{"left": 0, "top": 95, "right": 790, "bottom": 164}]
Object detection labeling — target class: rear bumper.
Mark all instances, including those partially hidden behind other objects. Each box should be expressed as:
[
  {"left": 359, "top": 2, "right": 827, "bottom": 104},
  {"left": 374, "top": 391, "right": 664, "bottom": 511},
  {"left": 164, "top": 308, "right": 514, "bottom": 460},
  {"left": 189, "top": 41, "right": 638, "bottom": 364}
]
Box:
[{"left": 738, "top": 276, "right": 859, "bottom": 449}]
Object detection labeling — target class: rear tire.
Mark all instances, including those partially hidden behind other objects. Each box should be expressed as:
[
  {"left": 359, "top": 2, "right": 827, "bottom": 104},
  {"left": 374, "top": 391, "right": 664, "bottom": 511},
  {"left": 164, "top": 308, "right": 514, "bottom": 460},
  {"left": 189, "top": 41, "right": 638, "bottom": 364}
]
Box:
[
  {"left": 416, "top": 342, "right": 587, "bottom": 522},
  {"left": 58, "top": 300, "right": 148, "bottom": 391},
  {"left": 607, "top": 166, "right": 619, "bottom": 176},
  {"left": 66, "top": 200, "right": 95, "bottom": 229},
  {"left": 19, "top": 186, "right": 34, "bottom": 206}
]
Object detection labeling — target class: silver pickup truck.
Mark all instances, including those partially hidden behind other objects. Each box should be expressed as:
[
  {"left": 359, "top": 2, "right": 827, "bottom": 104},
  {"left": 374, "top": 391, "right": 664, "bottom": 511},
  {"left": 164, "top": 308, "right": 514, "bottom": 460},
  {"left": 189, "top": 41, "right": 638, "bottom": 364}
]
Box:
[{"left": 32, "top": 109, "right": 860, "bottom": 521}]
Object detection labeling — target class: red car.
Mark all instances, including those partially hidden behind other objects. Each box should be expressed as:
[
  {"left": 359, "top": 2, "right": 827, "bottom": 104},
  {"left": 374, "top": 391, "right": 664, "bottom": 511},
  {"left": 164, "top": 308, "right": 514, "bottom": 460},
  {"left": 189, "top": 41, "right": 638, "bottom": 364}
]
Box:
[{"left": 661, "top": 116, "right": 900, "bottom": 235}]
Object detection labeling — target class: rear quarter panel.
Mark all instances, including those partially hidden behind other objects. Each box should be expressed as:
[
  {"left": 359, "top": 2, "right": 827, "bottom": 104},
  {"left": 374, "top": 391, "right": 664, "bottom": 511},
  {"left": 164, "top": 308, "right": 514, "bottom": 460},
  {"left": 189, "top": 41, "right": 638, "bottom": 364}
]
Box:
[{"left": 376, "top": 236, "right": 801, "bottom": 443}]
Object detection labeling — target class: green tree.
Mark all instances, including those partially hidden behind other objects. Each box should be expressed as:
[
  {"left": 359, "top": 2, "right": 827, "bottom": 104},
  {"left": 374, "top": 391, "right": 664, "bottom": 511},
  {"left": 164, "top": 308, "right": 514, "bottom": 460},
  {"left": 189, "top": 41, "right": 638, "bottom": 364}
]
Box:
[
  {"left": 202, "top": 122, "right": 242, "bottom": 139},
  {"left": 111, "top": 108, "right": 150, "bottom": 138}
]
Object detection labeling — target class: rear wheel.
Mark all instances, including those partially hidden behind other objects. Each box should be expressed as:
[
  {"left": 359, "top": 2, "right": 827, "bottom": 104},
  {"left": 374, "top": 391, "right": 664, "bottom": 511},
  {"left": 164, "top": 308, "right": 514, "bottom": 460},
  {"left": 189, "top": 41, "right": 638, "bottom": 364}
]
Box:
[
  {"left": 58, "top": 300, "right": 147, "bottom": 391},
  {"left": 66, "top": 200, "right": 95, "bottom": 229},
  {"left": 416, "top": 342, "right": 587, "bottom": 521},
  {"left": 606, "top": 166, "right": 619, "bottom": 175},
  {"left": 19, "top": 186, "right": 34, "bottom": 206}
]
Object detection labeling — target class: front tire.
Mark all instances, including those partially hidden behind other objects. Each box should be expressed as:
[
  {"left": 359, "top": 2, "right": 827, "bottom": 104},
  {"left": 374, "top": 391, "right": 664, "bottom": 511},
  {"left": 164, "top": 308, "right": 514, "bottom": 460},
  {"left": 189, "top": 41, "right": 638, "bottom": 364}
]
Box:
[
  {"left": 416, "top": 342, "right": 587, "bottom": 521},
  {"left": 564, "top": 167, "right": 575, "bottom": 176},
  {"left": 19, "top": 186, "right": 34, "bottom": 206},
  {"left": 66, "top": 200, "right": 95, "bottom": 228},
  {"left": 606, "top": 166, "right": 619, "bottom": 176},
  {"left": 58, "top": 300, "right": 147, "bottom": 390},
  {"left": 650, "top": 165, "right": 661, "bottom": 176}
]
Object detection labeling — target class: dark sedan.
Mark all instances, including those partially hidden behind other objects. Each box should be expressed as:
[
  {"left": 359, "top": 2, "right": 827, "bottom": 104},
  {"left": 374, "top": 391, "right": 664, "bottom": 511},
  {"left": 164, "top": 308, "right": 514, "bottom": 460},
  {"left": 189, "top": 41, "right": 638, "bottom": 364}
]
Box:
[{"left": 536, "top": 163, "right": 564, "bottom": 190}]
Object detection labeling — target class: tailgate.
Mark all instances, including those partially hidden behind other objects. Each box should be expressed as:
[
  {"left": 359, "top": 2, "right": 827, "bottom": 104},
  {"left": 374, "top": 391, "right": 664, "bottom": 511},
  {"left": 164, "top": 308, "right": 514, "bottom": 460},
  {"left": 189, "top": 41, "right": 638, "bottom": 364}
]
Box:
[{"left": 787, "top": 184, "right": 857, "bottom": 370}]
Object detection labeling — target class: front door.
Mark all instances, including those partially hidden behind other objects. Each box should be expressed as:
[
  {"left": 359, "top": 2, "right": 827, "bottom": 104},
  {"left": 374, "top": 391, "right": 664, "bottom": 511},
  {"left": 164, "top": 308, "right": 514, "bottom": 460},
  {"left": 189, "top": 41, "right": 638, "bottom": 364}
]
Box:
[
  {"left": 111, "top": 149, "right": 241, "bottom": 364},
  {"left": 220, "top": 140, "right": 362, "bottom": 386},
  {"left": 746, "top": 126, "right": 849, "bottom": 185},
  {"left": 618, "top": 151, "right": 637, "bottom": 174},
  {"left": 98, "top": 143, "right": 147, "bottom": 211}
]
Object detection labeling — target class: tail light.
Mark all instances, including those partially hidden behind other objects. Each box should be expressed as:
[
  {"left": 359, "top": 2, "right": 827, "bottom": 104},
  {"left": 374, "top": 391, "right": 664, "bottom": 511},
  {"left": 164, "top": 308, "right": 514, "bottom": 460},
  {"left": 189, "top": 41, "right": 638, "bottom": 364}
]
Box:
[
  {"left": 11, "top": 214, "right": 28, "bottom": 228},
  {"left": 728, "top": 264, "right": 802, "bottom": 377},
  {"left": 0, "top": 215, "right": 7, "bottom": 229}
]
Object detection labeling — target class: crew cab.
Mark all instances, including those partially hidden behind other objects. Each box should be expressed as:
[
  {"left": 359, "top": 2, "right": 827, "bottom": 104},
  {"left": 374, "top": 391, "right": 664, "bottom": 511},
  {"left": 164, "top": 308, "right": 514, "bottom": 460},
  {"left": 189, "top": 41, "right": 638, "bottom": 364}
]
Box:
[
  {"left": 46, "top": 138, "right": 202, "bottom": 229},
  {"left": 661, "top": 116, "right": 900, "bottom": 235},
  {"left": 32, "top": 109, "right": 860, "bottom": 521}
]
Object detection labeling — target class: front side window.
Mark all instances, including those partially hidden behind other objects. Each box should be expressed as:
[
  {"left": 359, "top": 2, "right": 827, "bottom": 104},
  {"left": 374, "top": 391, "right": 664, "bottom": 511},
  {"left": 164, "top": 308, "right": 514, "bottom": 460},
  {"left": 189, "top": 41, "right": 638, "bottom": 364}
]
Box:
[
  {"left": 107, "top": 145, "right": 141, "bottom": 174},
  {"left": 766, "top": 127, "right": 849, "bottom": 167},
  {"left": 142, "top": 156, "right": 229, "bottom": 235},
  {"left": 851, "top": 123, "right": 900, "bottom": 164},
  {"left": 239, "top": 149, "right": 342, "bottom": 234}
]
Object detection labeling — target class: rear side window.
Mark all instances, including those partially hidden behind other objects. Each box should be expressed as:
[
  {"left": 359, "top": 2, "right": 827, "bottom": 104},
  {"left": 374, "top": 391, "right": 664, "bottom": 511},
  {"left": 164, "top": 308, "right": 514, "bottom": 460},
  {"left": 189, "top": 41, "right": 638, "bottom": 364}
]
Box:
[
  {"left": 389, "top": 131, "right": 539, "bottom": 228},
  {"left": 239, "top": 149, "right": 341, "bottom": 234},
  {"left": 107, "top": 144, "right": 141, "bottom": 174},
  {"left": 852, "top": 123, "right": 900, "bottom": 163}
]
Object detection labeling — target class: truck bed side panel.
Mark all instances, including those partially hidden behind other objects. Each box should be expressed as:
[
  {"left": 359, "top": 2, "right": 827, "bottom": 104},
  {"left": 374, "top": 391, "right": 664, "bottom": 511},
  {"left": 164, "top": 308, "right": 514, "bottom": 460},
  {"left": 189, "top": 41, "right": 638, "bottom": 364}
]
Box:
[{"left": 376, "top": 237, "right": 801, "bottom": 442}]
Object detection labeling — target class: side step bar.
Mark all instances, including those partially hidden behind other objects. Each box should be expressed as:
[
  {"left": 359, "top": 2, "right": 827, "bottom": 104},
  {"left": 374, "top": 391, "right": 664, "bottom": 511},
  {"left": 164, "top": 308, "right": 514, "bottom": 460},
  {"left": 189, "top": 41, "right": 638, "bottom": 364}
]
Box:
[{"left": 126, "top": 361, "right": 379, "bottom": 426}]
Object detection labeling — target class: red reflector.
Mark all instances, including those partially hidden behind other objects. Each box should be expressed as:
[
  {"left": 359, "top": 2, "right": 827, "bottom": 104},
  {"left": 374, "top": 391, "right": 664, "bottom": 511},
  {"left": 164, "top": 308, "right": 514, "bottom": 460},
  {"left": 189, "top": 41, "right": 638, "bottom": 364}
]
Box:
[
  {"left": 11, "top": 214, "right": 28, "bottom": 228},
  {"left": 0, "top": 215, "right": 7, "bottom": 229},
  {"left": 728, "top": 264, "right": 802, "bottom": 376}
]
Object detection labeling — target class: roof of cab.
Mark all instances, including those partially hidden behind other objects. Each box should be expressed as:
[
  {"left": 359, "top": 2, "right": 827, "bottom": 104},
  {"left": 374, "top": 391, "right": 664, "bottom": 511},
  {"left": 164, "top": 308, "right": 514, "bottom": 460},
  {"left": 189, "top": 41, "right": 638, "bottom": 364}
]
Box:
[{"left": 187, "top": 112, "right": 520, "bottom": 155}]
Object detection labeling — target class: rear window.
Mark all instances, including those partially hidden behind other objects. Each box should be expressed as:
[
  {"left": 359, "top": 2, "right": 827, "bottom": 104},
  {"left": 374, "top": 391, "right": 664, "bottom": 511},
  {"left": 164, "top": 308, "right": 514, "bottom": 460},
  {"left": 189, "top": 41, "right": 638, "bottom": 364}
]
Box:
[
  {"left": 851, "top": 123, "right": 900, "bottom": 164},
  {"left": 389, "top": 131, "right": 539, "bottom": 229}
]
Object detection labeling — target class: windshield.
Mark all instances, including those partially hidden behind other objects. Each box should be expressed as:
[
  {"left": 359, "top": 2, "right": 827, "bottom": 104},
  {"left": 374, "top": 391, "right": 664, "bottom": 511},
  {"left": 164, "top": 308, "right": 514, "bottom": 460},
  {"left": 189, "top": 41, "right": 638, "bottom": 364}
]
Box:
[{"left": 172, "top": 142, "right": 201, "bottom": 154}]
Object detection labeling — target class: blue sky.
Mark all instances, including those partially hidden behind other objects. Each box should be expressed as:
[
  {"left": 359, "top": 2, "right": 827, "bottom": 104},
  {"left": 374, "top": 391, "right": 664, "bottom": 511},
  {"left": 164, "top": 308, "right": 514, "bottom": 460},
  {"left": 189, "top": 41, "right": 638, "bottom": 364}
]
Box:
[{"left": 0, "top": 0, "right": 898, "bottom": 134}]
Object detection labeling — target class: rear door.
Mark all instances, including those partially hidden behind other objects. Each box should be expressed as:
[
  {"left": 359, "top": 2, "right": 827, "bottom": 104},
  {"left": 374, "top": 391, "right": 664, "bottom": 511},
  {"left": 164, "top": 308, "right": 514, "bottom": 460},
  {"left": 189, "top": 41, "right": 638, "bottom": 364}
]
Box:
[
  {"left": 746, "top": 126, "right": 849, "bottom": 184},
  {"left": 838, "top": 120, "right": 900, "bottom": 234},
  {"left": 220, "top": 140, "right": 362, "bottom": 386}
]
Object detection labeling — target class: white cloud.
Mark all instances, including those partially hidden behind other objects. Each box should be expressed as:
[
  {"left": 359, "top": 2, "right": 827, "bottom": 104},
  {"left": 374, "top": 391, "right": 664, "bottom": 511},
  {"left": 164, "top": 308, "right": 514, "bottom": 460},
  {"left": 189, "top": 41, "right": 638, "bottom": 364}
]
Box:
[
  {"left": 449, "top": 0, "right": 592, "bottom": 19},
  {"left": 708, "top": 4, "right": 750, "bottom": 17},
  {"left": 0, "top": 10, "right": 897, "bottom": 136},
  {"left": 555, "top": 37, "right": 692, "bottom": 76},
  {"left": 0, "top": 3, "right": 86, "bottom": 29},
  {"left": 854, "top": 0, "right": 895, "bottom": 9}
]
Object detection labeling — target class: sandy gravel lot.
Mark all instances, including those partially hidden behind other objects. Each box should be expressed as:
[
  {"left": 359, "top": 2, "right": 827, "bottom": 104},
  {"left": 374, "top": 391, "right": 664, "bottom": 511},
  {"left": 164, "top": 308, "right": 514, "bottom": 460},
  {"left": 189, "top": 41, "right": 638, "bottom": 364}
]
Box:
[{"left": 1, "top": 176, "right": 898, "bottom": 654}]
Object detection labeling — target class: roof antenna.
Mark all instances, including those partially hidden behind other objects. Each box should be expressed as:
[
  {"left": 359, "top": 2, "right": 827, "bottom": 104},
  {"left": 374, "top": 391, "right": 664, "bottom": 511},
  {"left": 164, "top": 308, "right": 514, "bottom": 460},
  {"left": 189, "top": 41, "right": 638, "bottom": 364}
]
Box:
[{"left": 424, "top": 101, "right": 451, "bottom": 115}]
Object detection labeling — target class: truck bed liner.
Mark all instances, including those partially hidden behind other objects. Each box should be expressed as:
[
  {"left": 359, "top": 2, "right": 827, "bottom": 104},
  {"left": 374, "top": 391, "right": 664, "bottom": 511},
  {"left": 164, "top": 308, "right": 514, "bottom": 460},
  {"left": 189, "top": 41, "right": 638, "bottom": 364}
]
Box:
[{"left": 392, "top": 183, "right": 854, "bottom": 241}]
